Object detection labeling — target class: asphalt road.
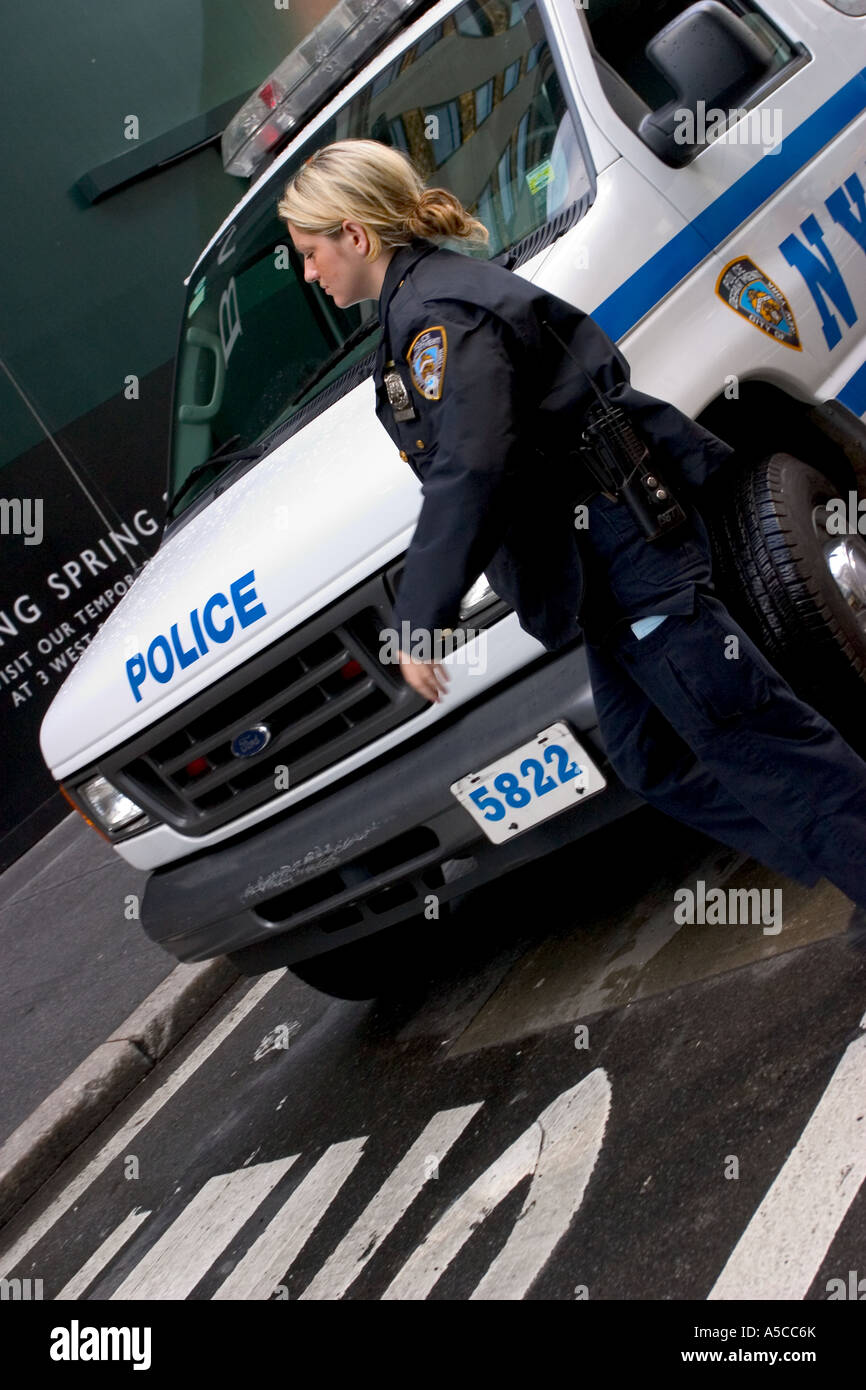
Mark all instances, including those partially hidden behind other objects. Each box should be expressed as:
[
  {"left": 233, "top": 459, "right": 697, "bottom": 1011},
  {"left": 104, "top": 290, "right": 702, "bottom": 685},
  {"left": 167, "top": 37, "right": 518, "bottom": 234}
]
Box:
[
  {"left": 1, "top": 809, "right": 865, "bottom": 1307},
  {"left": 0, "top": 814, "right": 173, "bottom": 1144}
]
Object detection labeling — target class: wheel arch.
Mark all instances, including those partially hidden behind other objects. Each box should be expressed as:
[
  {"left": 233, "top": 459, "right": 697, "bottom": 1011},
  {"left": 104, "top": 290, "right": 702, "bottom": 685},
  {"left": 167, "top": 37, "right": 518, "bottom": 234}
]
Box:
[{"left": 695, "top": 380, "right": 866, "bottom": 495}]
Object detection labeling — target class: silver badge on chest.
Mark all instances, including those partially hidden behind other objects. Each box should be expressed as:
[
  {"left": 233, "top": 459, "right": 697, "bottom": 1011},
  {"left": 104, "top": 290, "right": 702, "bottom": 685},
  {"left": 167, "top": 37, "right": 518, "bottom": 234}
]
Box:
[{"left": 384, "top": 360, "right": 416, "bottom": 422}]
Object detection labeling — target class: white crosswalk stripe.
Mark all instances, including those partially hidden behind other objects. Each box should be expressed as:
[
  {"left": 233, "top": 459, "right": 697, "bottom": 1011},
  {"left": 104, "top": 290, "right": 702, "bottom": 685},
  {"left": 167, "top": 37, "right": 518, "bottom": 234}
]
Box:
[
  {"left": 55, "top": 1207, "right": 152, "bottom": 1300},
  {"left": 111, "top": 1157, "right": 296, "bottom": 1300},
  {"left": 383, "top": 1070, "right": 611, "bottom": 1300},
  {"left": 708, "top": 1008, "right": 866, "bottom": 1300},
  {"left": 213, "top": 1138, "right": 368, "bottom": 1299},
  {"left": 299, "top": 1105, "right": 483, "bottom": 1299}
]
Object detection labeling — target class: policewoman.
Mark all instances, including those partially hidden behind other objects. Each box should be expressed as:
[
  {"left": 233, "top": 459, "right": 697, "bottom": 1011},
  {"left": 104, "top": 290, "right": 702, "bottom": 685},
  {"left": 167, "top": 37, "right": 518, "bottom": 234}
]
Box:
[{"left": 278, "top": 138, "right": 866, "bottom": 921}]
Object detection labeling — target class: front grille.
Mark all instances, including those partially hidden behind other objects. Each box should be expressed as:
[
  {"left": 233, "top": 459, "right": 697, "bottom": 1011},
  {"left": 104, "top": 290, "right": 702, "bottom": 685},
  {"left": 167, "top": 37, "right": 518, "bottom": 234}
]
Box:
[
  {"left": 252, "top": 826, "right": 445, "bottom": 933},
  {"left": 103, "top": 567, "right": 428, "bottom": 836}
]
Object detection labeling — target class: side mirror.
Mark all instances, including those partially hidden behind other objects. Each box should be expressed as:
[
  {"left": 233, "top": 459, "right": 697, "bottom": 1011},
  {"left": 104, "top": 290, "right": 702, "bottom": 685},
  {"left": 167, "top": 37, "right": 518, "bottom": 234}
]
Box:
[{"left": 638, "top": 0, "right": 777, "bottom": 166}]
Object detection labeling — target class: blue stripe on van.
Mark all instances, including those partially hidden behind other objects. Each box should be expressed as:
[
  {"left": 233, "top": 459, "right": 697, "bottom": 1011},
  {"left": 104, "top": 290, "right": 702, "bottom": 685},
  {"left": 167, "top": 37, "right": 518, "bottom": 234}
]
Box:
[
  {"left": 592, "top": 66, "right": 866, "bottom": 343},
  {"left": 839, "top": 360, "right": 866, "bottom": 417}
]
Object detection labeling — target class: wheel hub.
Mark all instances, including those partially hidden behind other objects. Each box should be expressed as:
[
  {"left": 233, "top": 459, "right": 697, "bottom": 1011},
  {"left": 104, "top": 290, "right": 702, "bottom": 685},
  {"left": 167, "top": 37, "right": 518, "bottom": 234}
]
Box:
[{"left": 822, "top": 530, "right": 866, "bottom": 635}]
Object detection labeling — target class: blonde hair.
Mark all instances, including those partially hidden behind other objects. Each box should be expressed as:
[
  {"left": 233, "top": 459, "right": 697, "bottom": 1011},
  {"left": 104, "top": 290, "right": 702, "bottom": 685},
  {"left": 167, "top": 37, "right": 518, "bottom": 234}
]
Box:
[{"left": 277, "top": 137, "right": 489, "bottom": 260}]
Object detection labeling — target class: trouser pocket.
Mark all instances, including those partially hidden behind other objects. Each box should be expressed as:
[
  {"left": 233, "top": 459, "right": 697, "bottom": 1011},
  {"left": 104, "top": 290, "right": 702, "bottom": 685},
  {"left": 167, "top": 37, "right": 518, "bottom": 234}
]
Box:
[{"left": 661, "top": 609, "right": 774, "bottom": 722}]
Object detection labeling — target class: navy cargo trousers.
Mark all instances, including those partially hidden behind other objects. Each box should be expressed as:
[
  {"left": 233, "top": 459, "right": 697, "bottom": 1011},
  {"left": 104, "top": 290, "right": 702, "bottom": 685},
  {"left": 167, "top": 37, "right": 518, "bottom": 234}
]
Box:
[{"left": 578, "top": 493, "right": 866, "bottom": 907}]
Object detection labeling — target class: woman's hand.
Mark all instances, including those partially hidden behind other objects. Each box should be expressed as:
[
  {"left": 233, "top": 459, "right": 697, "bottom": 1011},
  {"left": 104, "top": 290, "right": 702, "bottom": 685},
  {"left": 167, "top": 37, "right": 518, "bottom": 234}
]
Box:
[{"left": 397, "top": 648, "right": 450, "bottom": 703}]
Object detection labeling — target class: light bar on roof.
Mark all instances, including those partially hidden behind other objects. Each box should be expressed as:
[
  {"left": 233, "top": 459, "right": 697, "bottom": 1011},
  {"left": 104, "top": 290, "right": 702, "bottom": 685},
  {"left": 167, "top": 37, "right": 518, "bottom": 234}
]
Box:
[{"left": 221, "top": 0, "right": 431, "bottom": 178}]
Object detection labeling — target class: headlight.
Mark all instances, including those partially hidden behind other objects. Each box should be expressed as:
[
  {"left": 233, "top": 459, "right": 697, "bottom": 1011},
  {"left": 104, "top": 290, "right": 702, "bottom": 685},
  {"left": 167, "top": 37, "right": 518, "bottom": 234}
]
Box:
[{"left": 75, "top": 775, "right": 150, "bottom": 835}]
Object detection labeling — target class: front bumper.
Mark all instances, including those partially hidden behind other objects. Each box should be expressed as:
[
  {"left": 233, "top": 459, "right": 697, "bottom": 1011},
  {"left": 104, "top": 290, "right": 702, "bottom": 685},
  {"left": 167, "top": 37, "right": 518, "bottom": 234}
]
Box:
[{"left": 140, "top": 640, "right": 641, "bottom": 963}]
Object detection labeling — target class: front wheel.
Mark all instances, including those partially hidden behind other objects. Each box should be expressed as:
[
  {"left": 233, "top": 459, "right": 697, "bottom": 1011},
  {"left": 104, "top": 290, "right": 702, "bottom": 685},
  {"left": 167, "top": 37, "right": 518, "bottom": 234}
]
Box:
[{"left": 708, "top": 452, "right": 866, "bottom": 749}]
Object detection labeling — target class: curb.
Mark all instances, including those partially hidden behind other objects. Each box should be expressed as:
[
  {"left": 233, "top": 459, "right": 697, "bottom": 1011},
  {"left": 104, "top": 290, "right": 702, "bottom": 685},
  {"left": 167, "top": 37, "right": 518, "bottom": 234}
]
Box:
[{"left": 0, "top": 956, "right": 240, "bottom": 1230}]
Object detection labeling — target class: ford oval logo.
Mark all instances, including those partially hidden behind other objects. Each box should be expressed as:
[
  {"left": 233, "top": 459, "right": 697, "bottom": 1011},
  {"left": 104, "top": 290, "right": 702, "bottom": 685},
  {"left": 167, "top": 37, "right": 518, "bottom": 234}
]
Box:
[{"left": 230, "top": 724, "right": 272, "bottom": 758}]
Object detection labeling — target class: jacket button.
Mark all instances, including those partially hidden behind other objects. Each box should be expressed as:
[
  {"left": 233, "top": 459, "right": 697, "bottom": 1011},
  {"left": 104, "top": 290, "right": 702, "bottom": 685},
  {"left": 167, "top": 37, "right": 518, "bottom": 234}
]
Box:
[
  {"left": 416, "top": 438, "right": 425, "bottom": 448},
  {"left": 399, "top": 449, "right": 408, "bottom": 460}
]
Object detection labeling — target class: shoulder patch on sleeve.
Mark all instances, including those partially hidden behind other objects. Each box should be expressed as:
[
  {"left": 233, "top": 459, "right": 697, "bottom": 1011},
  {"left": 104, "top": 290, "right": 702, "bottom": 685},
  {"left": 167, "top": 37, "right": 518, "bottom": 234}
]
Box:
[{"left": 407, "top": 326, "right": 447, "bottom": 400}]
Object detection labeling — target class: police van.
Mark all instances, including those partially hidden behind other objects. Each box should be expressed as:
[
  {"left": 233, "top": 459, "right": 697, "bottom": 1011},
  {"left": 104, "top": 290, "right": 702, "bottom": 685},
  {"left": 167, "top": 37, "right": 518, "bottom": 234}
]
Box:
[{"left": 39, "top": 0, "right": 866, "bottom": 997}]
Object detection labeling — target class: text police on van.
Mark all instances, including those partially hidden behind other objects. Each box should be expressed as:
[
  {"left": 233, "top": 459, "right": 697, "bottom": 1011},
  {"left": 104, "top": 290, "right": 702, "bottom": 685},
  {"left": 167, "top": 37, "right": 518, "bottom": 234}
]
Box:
[{"left": 125, "top": 569, "right": 267, "bottom": 702}]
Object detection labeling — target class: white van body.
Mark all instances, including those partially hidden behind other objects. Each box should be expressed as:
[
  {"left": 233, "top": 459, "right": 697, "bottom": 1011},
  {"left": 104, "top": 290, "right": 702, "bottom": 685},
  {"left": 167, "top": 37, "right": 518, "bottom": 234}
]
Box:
[{"left": 39, "top": 0, "right": 866, "bottom": 986}]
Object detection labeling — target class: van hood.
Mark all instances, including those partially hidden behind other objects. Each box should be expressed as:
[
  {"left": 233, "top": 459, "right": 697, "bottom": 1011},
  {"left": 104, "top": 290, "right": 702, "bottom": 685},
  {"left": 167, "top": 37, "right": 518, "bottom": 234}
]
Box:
[{"left": 39, "top": 380, "right": 421, "bottom": 779}]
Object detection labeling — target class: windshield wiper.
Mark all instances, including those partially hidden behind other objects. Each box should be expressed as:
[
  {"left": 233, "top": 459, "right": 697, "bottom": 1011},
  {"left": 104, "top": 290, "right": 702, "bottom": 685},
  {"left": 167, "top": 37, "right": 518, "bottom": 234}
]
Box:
[
  {"left": 165, "top": 434, "right": 267, "bottom": 516},
  {"left": 288, "top": 316, "right": 380, "bottom": 408}
]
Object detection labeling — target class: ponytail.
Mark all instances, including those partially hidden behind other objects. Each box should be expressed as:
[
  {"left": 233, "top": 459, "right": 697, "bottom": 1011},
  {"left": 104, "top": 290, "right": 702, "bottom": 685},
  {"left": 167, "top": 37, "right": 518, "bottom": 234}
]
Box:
[
  {"left": 406, "top": 186, "right": 489, "bottom": 247},
  {"left": 278, "top": 138, "right": 489, "bottom": 257}
]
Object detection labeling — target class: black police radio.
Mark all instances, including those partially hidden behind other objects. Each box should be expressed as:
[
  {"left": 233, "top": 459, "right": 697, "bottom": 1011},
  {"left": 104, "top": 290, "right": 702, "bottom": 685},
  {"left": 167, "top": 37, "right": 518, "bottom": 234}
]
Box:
[{"left": 542, "top": 321, "right": 688, "bottom": 542}]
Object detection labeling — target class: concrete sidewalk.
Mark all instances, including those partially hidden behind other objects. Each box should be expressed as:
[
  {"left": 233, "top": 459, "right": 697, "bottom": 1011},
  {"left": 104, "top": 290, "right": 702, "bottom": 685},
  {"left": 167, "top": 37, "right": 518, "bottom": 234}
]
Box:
[{"left": 0, "top": 813, "right": 239, "bottom": 1225}]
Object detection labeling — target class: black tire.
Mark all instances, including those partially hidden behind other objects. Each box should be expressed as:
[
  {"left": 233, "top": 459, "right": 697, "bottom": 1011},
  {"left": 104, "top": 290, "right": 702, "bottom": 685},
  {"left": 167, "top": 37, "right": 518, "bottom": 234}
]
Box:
[
  {"left": 228, "top": 903, "right": 451, "bottom": 1000},
  {"left": 708, "top": 452, "right": 866, "bottom": 748}
]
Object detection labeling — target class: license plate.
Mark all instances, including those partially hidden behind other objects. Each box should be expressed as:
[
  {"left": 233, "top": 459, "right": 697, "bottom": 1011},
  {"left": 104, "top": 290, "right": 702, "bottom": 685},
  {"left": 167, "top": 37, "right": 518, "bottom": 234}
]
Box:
[{"left": 449, "top": 721, "right": 606, "bottom": 845}]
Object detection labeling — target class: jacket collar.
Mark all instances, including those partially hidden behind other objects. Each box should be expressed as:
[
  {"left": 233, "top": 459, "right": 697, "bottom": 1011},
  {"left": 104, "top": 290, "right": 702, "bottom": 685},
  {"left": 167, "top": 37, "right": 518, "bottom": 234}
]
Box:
[{"left": 377, "top": 237, "right": 439, "bottom": 324}]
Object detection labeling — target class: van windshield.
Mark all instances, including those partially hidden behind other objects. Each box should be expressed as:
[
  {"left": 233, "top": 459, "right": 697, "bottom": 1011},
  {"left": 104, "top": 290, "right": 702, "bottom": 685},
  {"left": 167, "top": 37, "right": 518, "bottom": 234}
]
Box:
[{"left": 167, "top": 0, "right": 590, "bottom": 520}]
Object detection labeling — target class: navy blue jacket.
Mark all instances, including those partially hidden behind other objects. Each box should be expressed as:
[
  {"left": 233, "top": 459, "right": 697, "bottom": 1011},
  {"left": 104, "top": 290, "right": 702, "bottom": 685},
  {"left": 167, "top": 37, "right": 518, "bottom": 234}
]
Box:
[{"left": 373, "top": 237, "right": 734, "bottom": 652}]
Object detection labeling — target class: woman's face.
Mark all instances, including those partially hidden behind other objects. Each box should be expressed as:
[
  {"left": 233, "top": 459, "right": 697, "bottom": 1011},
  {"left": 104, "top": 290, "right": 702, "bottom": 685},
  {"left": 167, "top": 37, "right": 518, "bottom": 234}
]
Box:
[{"left": 286, "top": 220, "right": 381, "bottom": 308}]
